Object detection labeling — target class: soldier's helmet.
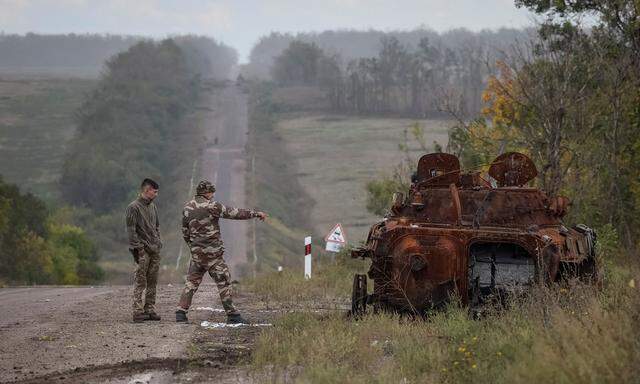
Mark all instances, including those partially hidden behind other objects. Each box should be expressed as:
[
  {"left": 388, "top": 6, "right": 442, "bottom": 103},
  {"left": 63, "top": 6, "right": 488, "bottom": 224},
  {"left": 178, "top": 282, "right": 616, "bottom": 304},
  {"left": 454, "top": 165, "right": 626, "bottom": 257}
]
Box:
[{"left": 196, "top": 180, "right": 216, "bottom": 195}]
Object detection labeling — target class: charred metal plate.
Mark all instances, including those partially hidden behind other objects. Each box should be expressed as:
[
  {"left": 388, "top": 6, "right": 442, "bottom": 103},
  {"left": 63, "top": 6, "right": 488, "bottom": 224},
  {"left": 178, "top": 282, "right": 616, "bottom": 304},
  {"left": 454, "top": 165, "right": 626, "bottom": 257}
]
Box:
[
  {"left": 488, "top": 152, "right": 537, "bottom": 187},
  {"left": 417, "top": 153, "right": 460, "bottom": 185}
]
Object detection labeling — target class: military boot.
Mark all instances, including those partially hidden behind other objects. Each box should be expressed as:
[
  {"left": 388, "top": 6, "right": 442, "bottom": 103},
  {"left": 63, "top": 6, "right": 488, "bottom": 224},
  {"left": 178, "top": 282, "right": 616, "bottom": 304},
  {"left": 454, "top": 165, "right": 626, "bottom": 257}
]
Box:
[
  {"left": 145, "top": 312, "right": 161, "bottom": 321},
  {"left": 226, "top": 313, "right": 249, "bottom": 324},
  {"left": 175, "top": 310, "right": 188, "bottom": 323},
  {"left": 133, "top": 313, "right": 148, "bottom": 323}
]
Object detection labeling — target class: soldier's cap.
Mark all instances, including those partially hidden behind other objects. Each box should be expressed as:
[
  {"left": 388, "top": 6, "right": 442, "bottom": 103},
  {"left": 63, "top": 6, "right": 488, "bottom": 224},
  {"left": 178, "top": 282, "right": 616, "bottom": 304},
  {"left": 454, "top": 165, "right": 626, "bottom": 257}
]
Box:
[{"left": 196, "top": 180, "right": 216, "bottom": 195}]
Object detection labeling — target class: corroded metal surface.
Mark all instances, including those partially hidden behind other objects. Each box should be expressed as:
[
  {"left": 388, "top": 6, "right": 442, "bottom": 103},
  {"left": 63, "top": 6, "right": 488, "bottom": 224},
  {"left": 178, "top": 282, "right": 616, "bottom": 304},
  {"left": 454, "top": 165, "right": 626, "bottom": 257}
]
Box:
[{"left": 352, "top": 152, "right": 599, "bottom": 315}]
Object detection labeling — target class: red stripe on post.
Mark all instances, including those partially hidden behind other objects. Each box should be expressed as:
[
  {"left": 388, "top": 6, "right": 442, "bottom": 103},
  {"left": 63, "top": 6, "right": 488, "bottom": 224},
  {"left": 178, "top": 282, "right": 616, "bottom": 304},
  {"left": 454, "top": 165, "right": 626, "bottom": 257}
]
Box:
[{"left": 305, "top": 244, "right": 311, "bottom": 255}]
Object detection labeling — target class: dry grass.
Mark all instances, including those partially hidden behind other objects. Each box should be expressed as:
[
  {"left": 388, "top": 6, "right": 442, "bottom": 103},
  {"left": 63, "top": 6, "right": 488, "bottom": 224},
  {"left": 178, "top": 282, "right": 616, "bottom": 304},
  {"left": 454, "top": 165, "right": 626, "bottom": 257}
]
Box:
[
  {"left": 249, "top": 253, "right": 640, "bottom": 383},
  {"left": 244, "top": 249, "right": 365, "bottom": 310}
]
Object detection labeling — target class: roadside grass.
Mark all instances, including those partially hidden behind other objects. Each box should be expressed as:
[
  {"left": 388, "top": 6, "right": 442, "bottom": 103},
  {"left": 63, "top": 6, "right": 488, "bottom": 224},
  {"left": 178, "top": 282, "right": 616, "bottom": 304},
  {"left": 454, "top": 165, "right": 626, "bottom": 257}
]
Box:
[
  {"left": 0, "top": 77, "right": 96, "bottom": 200},
  {"left": 275, "top": 114, "right": 451, "bottom": 244},
  {"left": 244, "top": 249, "right": 367, "bottom": 309},
  {"left": 249, "top": 254, "right": 640, "bottom": 383}
]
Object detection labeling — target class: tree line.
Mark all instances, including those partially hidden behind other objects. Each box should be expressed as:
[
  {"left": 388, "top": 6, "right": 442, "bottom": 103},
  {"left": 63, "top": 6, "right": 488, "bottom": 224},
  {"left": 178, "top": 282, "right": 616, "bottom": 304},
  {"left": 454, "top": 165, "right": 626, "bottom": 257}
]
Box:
[
  {"left": 0, "top": 33, "right": 237, "bottom": 79},
  {"left": 0, "top": 33, "right": 138, "bottom": 73},
  {"left": 247, "top": 28, "right": 528, "bottom": 79},
  {"left": 265, "top": 28, "right": 531, "bottom": 118}
]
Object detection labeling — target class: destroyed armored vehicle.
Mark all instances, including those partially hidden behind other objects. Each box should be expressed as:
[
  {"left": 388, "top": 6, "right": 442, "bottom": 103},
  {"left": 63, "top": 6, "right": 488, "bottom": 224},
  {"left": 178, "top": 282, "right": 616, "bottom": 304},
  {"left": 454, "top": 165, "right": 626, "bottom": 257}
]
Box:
[{"left": 351, "top": 152, "right": 599, "bottom": 315}]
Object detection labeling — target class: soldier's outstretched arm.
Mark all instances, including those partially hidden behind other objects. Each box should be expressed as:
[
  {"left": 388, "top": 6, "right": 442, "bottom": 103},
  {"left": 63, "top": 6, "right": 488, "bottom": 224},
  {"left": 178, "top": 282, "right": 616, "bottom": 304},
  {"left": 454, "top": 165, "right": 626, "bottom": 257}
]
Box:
[{"left": 211, "top": 201, "right": 267, "bottom": 221}]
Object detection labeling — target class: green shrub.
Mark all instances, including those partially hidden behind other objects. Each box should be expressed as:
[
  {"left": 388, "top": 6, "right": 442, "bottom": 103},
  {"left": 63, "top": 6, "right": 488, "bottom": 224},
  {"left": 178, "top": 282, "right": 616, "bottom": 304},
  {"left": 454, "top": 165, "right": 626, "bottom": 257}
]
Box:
[{"left": 0, "top": 177, "right": 102, "bottom": 284}]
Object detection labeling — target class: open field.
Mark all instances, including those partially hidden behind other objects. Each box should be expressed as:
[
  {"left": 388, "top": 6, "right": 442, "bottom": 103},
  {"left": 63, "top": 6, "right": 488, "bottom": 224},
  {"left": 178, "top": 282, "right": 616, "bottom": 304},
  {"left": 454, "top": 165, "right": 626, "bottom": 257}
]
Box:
[
  {"left": 276, "top": 114, "right": 451, "bottom": 243},
  {"left": 0, "top": 77, "right": 96, "bottom": 200}
]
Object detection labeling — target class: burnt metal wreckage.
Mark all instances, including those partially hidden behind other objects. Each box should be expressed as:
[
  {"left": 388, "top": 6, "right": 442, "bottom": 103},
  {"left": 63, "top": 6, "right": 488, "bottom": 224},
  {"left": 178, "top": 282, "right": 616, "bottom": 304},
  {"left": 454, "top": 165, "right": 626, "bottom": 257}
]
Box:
[{"left": 350, "top": 152, "right": 600, "bottom": 316}]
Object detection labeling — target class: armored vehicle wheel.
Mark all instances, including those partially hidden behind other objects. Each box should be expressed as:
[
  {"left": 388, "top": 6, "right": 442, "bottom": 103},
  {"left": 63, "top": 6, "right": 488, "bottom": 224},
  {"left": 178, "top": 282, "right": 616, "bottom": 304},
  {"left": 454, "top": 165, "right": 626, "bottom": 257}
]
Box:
[{"left": 351, "top": 274, "right": 368, "bottom": 316}]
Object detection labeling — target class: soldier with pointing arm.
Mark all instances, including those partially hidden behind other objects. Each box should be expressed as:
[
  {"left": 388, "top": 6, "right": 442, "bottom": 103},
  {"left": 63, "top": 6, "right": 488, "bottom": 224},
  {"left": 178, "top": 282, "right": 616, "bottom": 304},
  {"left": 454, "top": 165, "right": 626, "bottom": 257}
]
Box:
[{"left": 176, "top": 180, "right": 267, "bottom": 324}]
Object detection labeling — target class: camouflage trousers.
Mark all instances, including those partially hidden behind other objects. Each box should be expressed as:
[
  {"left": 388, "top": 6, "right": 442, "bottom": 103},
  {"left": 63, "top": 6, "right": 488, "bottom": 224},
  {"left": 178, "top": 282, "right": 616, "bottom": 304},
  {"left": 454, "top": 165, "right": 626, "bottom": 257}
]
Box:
[
  {"left": 132, "top": 249, "right": 160, "bottom": 314},
  {"left": 177, "top": 248, "right": 238, "bottom": 315}
]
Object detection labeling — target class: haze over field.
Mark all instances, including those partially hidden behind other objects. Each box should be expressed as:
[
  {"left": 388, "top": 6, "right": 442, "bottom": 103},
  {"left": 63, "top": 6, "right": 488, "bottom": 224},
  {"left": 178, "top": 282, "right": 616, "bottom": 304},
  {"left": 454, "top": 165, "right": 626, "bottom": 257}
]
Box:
[{"left": 1, "top": 0, "right": 533, "bottom": 61}]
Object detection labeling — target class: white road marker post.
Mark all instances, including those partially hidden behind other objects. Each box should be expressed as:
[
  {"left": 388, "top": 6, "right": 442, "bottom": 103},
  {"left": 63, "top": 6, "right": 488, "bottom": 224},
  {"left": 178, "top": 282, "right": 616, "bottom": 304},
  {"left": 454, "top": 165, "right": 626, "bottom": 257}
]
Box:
[{"left": 304, "top": 236, "right": 312, "bottom": 279}]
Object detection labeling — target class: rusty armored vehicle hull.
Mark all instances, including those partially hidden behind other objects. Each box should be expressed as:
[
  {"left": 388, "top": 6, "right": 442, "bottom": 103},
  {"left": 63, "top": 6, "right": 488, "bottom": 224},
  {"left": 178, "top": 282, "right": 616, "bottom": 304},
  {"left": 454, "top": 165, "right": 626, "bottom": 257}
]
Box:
[{"left": 351, "top": 152, "right": 599, "bottom": 315}]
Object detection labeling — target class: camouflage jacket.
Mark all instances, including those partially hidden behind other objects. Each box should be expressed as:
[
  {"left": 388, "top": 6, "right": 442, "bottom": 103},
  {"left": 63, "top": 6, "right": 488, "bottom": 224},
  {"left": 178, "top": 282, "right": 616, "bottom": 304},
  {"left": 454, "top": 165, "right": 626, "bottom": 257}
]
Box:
[
  {"left": 125, "top": 196, "right": 162, "bottom": 253},
  {"left": 182, "top": 195, "right": 257, "bottom": 248}
]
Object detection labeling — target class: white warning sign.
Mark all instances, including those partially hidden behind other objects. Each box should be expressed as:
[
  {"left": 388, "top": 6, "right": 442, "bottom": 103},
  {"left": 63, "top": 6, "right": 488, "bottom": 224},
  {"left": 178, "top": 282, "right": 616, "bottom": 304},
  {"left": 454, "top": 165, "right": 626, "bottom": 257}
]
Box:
[{"left": 325, "top": 223, "right": 346, "bottom": 252}]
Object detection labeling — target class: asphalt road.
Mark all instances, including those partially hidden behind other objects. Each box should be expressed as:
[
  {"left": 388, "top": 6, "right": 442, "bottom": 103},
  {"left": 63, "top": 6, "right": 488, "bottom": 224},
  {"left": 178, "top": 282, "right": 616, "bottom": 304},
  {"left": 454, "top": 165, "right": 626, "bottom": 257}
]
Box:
[
  {"left": 0, "top": 284, "right": 274, "bottom": 383},
  {"left": 0, "top": 285, "right": 194, "bottom": 383}
]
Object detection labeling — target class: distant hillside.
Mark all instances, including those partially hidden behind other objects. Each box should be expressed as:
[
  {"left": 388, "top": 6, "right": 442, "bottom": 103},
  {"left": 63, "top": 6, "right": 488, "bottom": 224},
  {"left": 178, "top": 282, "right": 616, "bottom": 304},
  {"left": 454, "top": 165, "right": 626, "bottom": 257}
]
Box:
[
  {"left": 0, "top": 33, "right": 139, "bottom": 76},
  {"left": 0, "top": 33, "right": 238, "bottom": 79}
]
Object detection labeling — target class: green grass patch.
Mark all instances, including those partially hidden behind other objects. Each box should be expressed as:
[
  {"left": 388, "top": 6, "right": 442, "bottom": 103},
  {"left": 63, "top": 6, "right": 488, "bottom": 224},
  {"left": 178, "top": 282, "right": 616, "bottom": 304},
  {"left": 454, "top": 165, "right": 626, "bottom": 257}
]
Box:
[{"left": 250, "top": 256, "right": 640, "bottom": 383}]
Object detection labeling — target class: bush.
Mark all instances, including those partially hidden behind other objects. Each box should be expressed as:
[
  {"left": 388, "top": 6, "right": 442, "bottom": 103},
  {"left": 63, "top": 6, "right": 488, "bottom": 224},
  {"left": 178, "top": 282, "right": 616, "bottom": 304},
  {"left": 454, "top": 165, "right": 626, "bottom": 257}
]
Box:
[
  {"left": 48, "top": 223, "right": 103, "bottom": 284},
  {"left": 0, "top": 177, "right": 102, "bottom": 285}
]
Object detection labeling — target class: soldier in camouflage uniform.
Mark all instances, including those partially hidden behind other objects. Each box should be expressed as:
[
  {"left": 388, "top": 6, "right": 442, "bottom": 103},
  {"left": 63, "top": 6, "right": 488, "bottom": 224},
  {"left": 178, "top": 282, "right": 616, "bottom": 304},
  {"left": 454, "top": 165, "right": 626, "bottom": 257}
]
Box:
[
  {"left": 125, "top": 178, "right": 163, "bottom": 323},
  {"left": 176, "top": 180, "right": 266, "bottom": 324}
]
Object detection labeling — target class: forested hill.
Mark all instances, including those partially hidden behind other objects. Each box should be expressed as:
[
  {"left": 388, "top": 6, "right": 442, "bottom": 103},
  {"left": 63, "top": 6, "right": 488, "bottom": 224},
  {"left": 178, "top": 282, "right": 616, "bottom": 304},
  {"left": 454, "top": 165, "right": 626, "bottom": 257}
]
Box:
[
  {"left": 245, "top": 27, "right": 532, "bottom": 79},
  {"left": 0, "top": 33, "right": 238, "bottom": 79}
]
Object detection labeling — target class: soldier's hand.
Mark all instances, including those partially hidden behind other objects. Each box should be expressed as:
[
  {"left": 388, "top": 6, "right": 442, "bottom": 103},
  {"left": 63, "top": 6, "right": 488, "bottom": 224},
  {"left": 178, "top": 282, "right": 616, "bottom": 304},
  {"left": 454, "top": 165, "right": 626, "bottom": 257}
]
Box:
[{"left": 255, "top": 211, "right": 268, "bottom": 221}]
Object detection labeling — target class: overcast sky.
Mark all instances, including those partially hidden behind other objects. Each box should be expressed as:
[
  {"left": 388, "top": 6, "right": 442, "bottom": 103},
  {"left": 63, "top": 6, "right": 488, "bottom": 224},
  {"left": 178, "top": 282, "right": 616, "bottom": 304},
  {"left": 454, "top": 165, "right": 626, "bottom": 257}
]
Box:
[{"left": 0, "top": 0, "right": 535, "bottom": 62}]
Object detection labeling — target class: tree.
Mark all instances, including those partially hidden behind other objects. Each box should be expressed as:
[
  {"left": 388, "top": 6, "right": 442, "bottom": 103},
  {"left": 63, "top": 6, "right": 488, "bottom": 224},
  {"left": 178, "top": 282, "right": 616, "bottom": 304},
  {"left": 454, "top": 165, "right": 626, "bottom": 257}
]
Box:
[
  {"left": 271, "top": 41, "right": 324, "bottom": 86},
  {"left": 514, "top": 0, "right": 640, "bottom": 250},
  {"left": 482, "top": 25, "right": 597, "bottom": 196}
]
